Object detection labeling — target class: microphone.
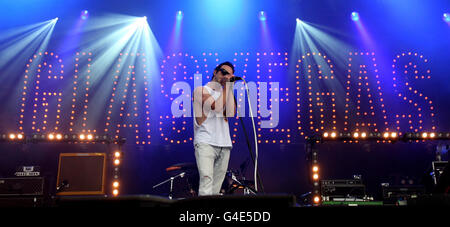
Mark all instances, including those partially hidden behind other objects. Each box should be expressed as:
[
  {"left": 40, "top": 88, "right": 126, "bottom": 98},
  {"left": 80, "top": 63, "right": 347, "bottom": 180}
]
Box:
[
  {"left": 230, "top": 76, "right": 242, "bottom": 82},
  {"left": 56, "top": 180, "right": 69, "bottom": 192}
]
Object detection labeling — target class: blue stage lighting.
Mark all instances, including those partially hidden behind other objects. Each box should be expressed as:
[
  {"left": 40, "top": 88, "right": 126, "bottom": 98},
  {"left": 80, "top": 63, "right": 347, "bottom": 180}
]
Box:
[
  {"left": 81, "top": 10, "right": 89, "bottom": 20},
  {"left": 351, "top": 12, "right": 359, "bottom": 21},
  {"left": 258, "top": 11, "right": 267, "bottom": 21},
  {"left": 139, "top": 16, "right": 147, "bottom": 23},
  {"left": 176, "top": 11, "right": 183, "bottom": 20},
  {"left": 444, "top": 13, "right": 450, "bottom": 23},
  {"left": 132, "top": 16, "right": 148, "bottom": 27},
  {"left": 296, "top": 18, "right": 301, "bottom": 23}
]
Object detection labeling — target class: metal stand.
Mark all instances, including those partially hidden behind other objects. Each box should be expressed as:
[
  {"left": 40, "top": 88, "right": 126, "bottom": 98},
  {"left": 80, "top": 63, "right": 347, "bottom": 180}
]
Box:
[
  {"left": 152, "top": 172, "right": 185, "bottom": 199},
  {"left": 306, "top": 137, "right": 321, "bottom": 205},
  {"left": 229, "top": 171, "right": 257, "bottom": 195}
]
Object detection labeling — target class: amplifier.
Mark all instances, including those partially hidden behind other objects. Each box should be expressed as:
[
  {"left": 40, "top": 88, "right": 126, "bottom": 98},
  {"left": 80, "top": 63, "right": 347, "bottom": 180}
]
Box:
[
  {"left": 321, "top": 179, "right": 363, "bottom": 186},
  {"left": 56, "top": 153, "right": 106, "bottom": 195},
  {"left": 0, "top": 177, "right": 44, "bottom": 196},
  {"left": 321, "top": 201, "right": 383, "bottom": 207},
  {"left": 321, "top": 179, "right": 366, "bottom": 199},
  {"left": 0, "top": 197, "right": 44, "bottom": 207},
  {"left": 382, "top": 184, "right": 425, "bottom": 201}
]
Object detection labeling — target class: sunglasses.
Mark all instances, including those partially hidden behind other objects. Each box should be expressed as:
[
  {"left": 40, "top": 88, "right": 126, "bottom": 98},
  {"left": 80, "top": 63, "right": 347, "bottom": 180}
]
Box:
[{"left": 218, "top": 68, "right": 230, "bottom": 76}]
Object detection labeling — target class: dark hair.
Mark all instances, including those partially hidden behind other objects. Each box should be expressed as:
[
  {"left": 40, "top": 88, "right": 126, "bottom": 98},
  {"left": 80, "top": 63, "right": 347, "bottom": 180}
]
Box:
[{"left": 212, "top": 61, "right": 235, "bottom": 80}]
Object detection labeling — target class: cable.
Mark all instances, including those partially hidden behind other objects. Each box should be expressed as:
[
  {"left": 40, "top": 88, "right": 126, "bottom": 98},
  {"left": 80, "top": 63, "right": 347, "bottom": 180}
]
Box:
[
  {"left": 230, "top": 79, "right": 264, "bottom": 193},
  {"left": 237, "top": 111, "right": 264, "bottom": 193},
  {"left": 242, "top": 78, "right": 260, "bottom": 192}
]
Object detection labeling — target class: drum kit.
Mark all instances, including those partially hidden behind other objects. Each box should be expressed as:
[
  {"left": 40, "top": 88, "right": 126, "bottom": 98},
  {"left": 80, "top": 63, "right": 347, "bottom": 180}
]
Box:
[{"left": 152, "top": 162, "right": 256, "bottom": 199}]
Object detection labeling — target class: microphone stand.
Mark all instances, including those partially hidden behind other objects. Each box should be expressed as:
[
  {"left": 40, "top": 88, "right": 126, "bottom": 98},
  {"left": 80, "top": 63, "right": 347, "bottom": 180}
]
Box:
[
  {"left": 229, "top": 171, "right": 257, "bottom": 195},
  {"left": 56, "top": 180, "right": 69, "bottom": 193},
  {"left": 232, "top": 78, "right": 264, "bottom": 193}
]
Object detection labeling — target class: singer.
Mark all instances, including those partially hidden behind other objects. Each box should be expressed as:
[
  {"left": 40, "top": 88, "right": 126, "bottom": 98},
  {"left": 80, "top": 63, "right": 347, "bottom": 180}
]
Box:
[{"left": 192, "top": 61, "right": 237, "bottom": 196}]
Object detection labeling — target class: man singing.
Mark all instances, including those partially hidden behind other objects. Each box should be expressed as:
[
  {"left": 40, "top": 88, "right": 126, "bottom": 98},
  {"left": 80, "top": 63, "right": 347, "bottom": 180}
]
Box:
[{"left": 193, "top": 61, "right": 236, "bottom": 196}]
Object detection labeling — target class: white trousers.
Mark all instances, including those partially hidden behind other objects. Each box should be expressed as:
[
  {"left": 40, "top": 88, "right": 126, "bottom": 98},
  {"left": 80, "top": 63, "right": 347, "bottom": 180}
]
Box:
[{"left": 194, "top": 142, "right": 231, "bottom": 196}]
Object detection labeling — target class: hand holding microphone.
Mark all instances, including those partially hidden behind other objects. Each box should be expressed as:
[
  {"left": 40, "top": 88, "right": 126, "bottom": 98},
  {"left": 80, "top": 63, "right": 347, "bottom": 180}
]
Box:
[
  {"left": 219, "top": 68, "right": 242, "bottom": 83},
  {"left": 230, "top": 75, "right": 242, "bottom": 82},
  {"left": 223, "top": 74, "right": 242, "bottom": 83}
]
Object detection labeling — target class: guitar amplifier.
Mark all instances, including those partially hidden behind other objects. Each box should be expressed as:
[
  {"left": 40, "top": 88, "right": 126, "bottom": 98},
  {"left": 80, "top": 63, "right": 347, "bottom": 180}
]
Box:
[
  {"left": 321, "top": 179, "right": 366, "bottom": 199},
  {"left": 381, "top": 184, "right": 426, "bottom": 205},
  {"left": 0, "top": 177, "right": 44, "bottom": 196},
  {"left": 56, "top": 153, "right": 107, "bottom": 195}
]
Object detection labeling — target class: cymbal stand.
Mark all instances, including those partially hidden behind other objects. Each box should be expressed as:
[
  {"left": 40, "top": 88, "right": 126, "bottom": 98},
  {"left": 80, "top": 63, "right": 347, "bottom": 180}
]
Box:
[{"left": 152, "top": 172, "right": 186, "bottom": 199}]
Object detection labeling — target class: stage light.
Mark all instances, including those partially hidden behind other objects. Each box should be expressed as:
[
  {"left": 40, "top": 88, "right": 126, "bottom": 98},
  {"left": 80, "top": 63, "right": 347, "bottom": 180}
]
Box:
[
  {"left": 330, "top": 132, "right": 337, "bottom": 138},
  {"left": 135, "top": 16, "right": 148, "bottom": 27},
  {"left": 313, "top": 196, "right": 320, "bottom": 203},
  {"left": 87, "top": 134, "right": 93, "bottom": 140},
  {"left": 323, "top": 132, "right": 329, "bottom": 138},
  {"left": 312, "top": 166, "right": 319, "bottom": 173},
  {"left": 313, "top": 173, "right": 319, "bottom": 180},
  {"left": 296, "top": 18, "right": 301, "bottom": 23},
  {"left": 430, "top": 132, "right": 436, "bottom": 138},
  {"left": 422, "top": 132, "right": 428, "bottom": 139},
  {"left": 351, "top": 12, "right": 359, "bottom": 21},
  {"left": 258, "top": 11, "right": 267, "bottom": 21},
  {"left": 390, "top": 132, "right": 397, "bottom": 139},
  {"left": 79, "top": 134, "right": 86, "bottom": 140},
  {"left": 81, "top": 10, "right": 89, "bottom": 20},
  {"left": 132, "top": 16, "right": 147, "bottom": 26},
  {"left": 444, "top": 13, "right": 450, "bottom": 23},
  {"left": 9, "top": 134, "right": 16, "bottom": 140},
  {"left": 361, "top": 132, "right": 367, "bottom": 138},
  {"left": 54, "top": 17, "right": 59, "bottom": 22},
  {"left": 113, "top": 181, "right": 119, "bottom": 188},
  {"left": 114, "top": 151, "right": 121, "bottom": 158},
  {"left": 114, "top": 159, "right": 120, "bottom": 166},
  {"left": 176, "top": 11, "right": 183, "bottom": 20},
  {"left": 383, "top": 132, "right": 389, "bottom": 139},
  {"left": 17, "top": 134, "right": 24, "bottom": 140},
  {"left": 48, "top": 134, "right": 55, "bottom": 140},
  {"left": 56, "top": 134, "right": 62, "bottom": 140},
  {"left": 353, "top": 132, "right": 359, "bottom": 138},
  {"left": 113, "top": 189, "right": 119, "bottom": 196}
]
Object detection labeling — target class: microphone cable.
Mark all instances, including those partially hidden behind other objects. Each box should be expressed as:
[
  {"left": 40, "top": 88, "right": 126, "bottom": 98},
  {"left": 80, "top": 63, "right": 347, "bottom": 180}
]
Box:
[{"left": 234, "top": 78, "right": 264, "bottom": 193}]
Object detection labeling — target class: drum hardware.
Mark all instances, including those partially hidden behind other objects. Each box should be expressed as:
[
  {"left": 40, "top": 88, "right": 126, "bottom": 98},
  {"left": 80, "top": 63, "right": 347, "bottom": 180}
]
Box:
[
  {"left": 225, "top": 170, "right": 257, "bottom": 195},
  {"left": 152, "top": 172, "right": 186, "bottom": 200}
]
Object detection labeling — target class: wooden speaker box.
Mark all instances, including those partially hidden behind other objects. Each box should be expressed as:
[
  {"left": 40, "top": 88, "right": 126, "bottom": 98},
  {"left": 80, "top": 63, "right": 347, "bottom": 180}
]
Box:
[{"left": 56, "top": 153, "right": 106, "bottom": 195}]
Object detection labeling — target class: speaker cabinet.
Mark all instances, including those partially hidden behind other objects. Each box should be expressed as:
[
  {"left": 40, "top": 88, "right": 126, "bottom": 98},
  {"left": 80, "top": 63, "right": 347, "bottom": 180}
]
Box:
[
  {"left": 0, "top": 177, "right": 44, "bottom": 196},
  {"left": 56, "top": 153, "right": 106, "bottom": 195}
]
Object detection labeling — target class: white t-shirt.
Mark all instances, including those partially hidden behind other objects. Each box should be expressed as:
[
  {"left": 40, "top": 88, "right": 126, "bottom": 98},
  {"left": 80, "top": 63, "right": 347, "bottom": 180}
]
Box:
[{"left": 193, "top": 85, "right": 233, "bottom": 148}]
